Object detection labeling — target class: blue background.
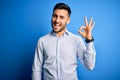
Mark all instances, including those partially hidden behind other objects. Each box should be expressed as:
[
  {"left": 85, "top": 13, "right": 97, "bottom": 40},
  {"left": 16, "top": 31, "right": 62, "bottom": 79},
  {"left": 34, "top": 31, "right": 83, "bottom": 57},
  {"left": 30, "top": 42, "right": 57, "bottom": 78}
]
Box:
[{"left": 0, "top": 0, "right": 120, "bottom": 80}]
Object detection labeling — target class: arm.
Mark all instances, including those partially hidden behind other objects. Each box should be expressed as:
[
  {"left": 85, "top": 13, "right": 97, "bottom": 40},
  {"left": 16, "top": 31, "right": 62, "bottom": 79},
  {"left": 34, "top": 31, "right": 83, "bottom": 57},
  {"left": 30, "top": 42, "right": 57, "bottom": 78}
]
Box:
[
  {"left": 77, "top": 38, "right": 96, "bottom": 70},
  {"left": 84, "top": 41, "right": 96, "bottom": 70},
  {"left": 32, "top": 39, "right": 43, "bottom": 80},
  {"left": 78, "top": 16, "right": 96, "bottom": 70}
]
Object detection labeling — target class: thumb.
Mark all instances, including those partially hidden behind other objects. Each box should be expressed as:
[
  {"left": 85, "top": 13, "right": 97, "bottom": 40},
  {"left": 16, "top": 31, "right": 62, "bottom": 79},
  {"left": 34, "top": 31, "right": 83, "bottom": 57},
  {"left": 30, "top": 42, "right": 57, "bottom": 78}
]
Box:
[
  {"left": 78, "top": 26, "right": 85, "bottom": 33},
  {"left": 78, "top": 26, "right": 84, "bottom": 34}
]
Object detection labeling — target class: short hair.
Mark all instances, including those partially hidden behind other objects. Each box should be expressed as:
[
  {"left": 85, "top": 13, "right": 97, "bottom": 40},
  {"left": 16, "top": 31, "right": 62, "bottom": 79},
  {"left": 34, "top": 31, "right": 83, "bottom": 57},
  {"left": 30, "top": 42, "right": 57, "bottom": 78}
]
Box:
[{"left": 53, "top": 3, "right": 71, "bottom": 16}]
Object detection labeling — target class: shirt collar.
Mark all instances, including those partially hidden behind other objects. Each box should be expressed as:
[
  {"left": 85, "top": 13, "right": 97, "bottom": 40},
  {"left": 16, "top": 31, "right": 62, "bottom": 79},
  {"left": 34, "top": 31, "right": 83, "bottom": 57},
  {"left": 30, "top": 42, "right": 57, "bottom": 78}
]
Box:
[{"left": 51, "top": 29, "right": 70, "bottom": 37}]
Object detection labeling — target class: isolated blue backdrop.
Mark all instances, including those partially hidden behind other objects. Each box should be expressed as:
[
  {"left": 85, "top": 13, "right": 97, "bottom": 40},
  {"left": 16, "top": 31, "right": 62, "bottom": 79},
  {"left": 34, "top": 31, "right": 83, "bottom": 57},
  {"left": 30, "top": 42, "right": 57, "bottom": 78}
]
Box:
[{"left": 0, "top": 0, "right": 120, "bottom": 80}]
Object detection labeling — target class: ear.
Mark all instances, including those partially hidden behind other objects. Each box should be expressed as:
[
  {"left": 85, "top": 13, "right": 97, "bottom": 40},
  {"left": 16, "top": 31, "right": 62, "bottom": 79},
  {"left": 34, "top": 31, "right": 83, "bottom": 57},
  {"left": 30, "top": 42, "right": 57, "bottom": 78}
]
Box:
[{"left": 67, "top": 18, "right": 70, "bottom": 24}]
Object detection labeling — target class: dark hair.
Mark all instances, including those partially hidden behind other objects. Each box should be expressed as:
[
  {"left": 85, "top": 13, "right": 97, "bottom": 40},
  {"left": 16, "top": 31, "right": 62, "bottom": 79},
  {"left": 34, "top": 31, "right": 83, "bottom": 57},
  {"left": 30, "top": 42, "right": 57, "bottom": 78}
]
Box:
[{"left": 53, "top": 3, "right": 71, "bottom": 16}]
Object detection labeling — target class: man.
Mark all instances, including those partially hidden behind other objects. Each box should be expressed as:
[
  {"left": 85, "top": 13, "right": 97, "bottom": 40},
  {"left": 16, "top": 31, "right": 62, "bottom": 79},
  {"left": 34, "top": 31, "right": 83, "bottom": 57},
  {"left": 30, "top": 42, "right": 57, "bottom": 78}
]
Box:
[{"left": 32, "top": 3, "right": 96, "bottom": 80}]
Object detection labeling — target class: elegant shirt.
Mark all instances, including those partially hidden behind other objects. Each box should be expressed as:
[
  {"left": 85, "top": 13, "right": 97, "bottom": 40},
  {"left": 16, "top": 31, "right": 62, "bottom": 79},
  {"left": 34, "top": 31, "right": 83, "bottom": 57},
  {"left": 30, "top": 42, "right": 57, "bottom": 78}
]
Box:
[{"left": 32, "top": 30, "right": 96, "bottom": 80}]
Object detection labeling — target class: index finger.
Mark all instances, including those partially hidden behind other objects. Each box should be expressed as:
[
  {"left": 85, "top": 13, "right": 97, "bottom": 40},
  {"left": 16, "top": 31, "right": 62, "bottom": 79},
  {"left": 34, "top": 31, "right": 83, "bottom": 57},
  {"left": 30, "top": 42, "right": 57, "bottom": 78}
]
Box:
[
  {"left": 84, "top": 16, "right": 88, "bottom": 26},
  {"left": 89, "top": 17, "right": 93, "bottom": 27}
]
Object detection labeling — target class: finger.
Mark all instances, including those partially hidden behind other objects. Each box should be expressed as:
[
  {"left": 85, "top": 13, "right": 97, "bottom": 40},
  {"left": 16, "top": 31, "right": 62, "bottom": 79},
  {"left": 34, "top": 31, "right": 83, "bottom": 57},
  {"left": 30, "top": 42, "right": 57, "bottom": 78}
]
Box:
[
  {"left": 89, "top": 17, "right": 93, "bottom": 27},
  {"left": 79, "top": 26, "right": 85, "bottom": 32},
  {"left": 78, "top": 29, "right": 84, "bottom": 35},
  {"left": 78, "top": 26, "right": 83, "bottom": 34},
  {"left": 84, "top": 16, "right": 88, "bottom": 26},
  {"left": 91, "top": 21, "right": 95, "bottom": 29}
]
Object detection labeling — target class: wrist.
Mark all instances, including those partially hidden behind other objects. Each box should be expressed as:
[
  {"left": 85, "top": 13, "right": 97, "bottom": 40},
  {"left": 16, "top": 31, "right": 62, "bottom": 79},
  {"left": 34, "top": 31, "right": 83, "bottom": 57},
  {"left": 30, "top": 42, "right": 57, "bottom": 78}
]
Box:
[
  {"left": 86, "top": 36, "right": 92, "bottom": 40},
  {"left": 85, "top": 36, "right": 94, "bottom": 43},
  {"left": 86, "top": 32, "right": 92, "bottom": 40}
]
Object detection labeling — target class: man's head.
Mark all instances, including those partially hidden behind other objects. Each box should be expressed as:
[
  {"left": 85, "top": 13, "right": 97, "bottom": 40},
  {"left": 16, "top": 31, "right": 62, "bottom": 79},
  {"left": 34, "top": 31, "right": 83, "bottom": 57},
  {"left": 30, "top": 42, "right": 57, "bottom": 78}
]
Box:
[
  {"left": 53, "top": 3, "right": 71, "bottom": 17},
  {"left": 51, "top": 3, "right": 71, "bottom": 34}
]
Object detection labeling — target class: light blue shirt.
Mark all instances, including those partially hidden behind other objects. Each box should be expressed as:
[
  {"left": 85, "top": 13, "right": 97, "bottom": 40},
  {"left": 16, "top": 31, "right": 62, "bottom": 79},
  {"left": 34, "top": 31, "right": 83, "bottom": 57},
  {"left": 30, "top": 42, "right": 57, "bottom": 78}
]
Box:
[{"left": 32, "top": 30, "right": 96, "bottom": 80}]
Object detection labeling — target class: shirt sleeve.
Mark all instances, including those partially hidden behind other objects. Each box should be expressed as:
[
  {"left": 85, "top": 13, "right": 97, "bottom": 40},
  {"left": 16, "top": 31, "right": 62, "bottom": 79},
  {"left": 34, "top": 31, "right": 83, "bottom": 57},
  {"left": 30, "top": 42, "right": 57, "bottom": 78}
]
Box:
[
  {"left": 77, "top": 38, "right": 96, "bottom": 70},
  {"left": 32, "top": 39, "right": 43, "bottom": 80}
]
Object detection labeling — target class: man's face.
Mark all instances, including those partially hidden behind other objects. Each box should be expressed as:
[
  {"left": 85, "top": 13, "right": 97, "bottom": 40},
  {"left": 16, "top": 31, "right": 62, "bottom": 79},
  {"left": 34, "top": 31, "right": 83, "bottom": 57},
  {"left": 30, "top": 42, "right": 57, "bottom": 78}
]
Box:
[{"left": 51, "top": 9, "right": 70, "bottom": 33}]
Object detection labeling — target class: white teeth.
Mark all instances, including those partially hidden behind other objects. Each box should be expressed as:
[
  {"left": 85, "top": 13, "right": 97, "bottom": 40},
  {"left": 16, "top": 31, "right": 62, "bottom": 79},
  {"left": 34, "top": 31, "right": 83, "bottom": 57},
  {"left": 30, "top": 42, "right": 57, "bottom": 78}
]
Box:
[
  {"left": 56, "top": 24, "right": 59, "bottom": 26},
  {"left": 55, "top": 24, "right": 60, "bottom": 26}
]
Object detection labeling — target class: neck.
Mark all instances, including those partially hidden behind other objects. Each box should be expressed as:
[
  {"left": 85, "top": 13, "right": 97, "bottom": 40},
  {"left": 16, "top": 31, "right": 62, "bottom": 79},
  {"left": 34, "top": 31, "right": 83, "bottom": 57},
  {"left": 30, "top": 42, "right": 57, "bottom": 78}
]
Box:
[{"left": 55, "top": 28, "right": 66, "bottom": 37}]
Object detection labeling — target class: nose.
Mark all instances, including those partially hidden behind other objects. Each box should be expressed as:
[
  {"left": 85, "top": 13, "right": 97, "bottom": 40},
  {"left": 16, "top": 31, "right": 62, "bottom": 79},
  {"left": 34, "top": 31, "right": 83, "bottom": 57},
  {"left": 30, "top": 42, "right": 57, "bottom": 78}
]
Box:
[{"left": 55, "top": 17, "right": 60, "bottom": 23}]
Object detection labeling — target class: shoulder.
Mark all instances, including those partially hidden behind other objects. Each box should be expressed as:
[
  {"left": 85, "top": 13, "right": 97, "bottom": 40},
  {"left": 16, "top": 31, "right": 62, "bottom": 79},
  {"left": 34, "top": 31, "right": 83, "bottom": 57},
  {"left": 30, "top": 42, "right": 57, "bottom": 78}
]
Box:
[
  {"left": 68, "top": 32, "right": 85, "bottom": 47},
  {"left": 37, "top": 33, "right": 52, "bottom": 43},
  {"left": 69, "top": 32, "right": 83, "bottom": 41}
]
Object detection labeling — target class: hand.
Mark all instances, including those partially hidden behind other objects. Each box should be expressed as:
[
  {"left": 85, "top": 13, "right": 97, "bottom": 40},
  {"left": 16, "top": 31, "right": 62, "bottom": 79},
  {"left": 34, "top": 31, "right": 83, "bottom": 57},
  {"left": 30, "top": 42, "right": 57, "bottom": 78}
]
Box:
[{"left": 78, "top": 16, "right": 95, "bottom": 40}]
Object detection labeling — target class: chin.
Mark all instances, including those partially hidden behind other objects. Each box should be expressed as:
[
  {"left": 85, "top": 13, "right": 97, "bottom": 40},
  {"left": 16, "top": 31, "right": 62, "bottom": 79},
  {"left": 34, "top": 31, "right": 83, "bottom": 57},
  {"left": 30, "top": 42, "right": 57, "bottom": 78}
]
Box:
[{"left": 53, "top": 30, "right": 59, "bottom": 33}]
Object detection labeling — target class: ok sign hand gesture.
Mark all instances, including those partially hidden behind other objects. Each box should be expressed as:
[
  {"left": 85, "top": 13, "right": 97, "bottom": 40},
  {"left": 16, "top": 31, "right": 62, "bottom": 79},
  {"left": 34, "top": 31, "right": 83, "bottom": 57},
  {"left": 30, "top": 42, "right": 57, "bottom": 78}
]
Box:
[{"left": 78, "top": 16, "right": 95, "bottom": 40}]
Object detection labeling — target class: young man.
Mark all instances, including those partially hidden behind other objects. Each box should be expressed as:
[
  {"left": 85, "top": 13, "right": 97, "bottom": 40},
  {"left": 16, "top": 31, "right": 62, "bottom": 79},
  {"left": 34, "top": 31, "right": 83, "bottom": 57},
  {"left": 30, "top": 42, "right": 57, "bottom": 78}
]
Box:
[{"left": 32, "top": 3, "right": 96, "bottom": 80}]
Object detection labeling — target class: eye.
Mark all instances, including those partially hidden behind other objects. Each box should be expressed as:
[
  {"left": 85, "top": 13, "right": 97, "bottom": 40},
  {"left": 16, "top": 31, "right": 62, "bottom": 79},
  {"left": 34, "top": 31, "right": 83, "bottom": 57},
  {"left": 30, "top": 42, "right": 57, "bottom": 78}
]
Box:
[{"left": 60, "top": 16, "right": 65, "bottom": 19}]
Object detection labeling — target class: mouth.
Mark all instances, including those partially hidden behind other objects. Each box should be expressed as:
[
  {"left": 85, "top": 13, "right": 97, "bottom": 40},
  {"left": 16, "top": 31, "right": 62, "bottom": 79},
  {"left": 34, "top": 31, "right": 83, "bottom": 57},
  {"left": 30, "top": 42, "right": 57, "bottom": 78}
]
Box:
[{"left": 53, "top": 23, "right": 61, "bottom": 28}]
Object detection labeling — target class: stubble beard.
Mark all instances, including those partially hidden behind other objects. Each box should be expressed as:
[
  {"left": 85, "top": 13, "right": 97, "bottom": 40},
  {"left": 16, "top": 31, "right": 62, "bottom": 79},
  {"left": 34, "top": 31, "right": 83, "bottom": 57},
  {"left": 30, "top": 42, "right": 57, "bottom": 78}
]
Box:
[{"left": 52, "top": 22, "right": 66, "bottom": 33}]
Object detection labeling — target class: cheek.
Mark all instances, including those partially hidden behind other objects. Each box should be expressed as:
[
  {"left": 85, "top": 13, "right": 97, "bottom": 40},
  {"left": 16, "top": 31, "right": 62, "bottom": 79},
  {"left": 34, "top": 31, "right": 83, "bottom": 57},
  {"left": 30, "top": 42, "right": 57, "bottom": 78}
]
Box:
[
  {"left": 62, "top": 18, "right": 69, "bottom": 24},
  {"left": 61, "top": 19, "right": 66, "bottom": 23},
  {"left": 52, "top": 18, "right": 55, "bottom": 22},
  {"left": 61, "top": 20, "right": 67, "bottom": 25},
  {"left": 51, "top": 19, "right": 54, "bottom": 23}
]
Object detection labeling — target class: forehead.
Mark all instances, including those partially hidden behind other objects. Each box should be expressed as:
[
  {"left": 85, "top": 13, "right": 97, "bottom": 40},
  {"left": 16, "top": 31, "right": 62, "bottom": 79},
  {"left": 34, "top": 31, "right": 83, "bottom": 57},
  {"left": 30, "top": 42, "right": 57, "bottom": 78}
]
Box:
[{"left": 53, "top": 9, "right": 69, "bottom": 16}]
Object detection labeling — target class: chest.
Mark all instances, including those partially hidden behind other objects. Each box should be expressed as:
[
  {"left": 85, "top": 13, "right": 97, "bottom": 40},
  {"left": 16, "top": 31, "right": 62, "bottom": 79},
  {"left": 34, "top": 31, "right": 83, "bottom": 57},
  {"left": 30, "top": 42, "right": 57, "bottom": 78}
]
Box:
[{"left": 43, "top": 38, "right": 77, "bottom": 60}]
